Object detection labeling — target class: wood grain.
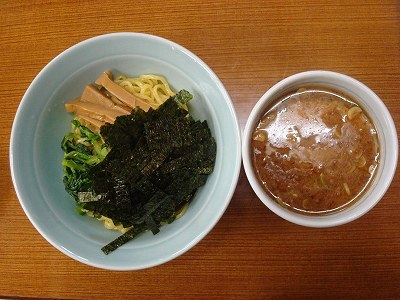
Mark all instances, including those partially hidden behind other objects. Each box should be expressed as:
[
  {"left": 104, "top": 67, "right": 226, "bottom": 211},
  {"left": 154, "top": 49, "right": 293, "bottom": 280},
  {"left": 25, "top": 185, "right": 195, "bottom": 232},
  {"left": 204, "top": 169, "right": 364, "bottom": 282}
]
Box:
[{"left": 1, "top": 0, "right": 399, "bottom": 299}]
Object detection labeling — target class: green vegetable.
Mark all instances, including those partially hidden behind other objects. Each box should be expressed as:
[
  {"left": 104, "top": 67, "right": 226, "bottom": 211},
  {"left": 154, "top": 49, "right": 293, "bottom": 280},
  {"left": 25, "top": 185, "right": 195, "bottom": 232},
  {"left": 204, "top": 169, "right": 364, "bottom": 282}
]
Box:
[{"left": 61, "top": 120, "right": 109, "bottom": 201}]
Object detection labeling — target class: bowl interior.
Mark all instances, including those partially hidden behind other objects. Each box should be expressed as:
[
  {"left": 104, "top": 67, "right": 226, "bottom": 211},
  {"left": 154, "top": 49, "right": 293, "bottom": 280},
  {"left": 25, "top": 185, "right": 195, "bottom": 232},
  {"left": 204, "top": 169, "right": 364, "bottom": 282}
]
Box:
[
  {"left": 11, "top": 33, "right": 241, "bottom": 270},
  {"left": 243, "top": 71, "right": 398, "bottom": 227}
]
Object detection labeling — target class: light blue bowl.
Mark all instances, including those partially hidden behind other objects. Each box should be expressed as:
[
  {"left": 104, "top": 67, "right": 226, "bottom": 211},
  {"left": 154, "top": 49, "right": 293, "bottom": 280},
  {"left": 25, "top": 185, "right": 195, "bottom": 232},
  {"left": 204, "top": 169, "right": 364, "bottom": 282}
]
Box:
[{"left": 10, "top": 33, "right": 241, "bottom": 270}]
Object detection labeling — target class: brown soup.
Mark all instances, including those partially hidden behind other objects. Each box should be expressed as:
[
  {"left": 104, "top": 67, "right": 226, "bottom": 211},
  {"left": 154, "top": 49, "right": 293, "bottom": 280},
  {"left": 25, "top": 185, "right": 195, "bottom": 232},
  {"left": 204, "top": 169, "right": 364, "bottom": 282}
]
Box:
[{"left": 251, "top": 86, "right": 380, "bottom": 215}]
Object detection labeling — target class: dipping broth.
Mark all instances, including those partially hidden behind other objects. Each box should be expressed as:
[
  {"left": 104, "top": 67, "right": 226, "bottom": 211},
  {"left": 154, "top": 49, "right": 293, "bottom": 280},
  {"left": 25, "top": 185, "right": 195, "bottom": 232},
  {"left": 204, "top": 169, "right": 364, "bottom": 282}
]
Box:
[{"left": 251, "top": 86, "right": 380, "bottom": 215}]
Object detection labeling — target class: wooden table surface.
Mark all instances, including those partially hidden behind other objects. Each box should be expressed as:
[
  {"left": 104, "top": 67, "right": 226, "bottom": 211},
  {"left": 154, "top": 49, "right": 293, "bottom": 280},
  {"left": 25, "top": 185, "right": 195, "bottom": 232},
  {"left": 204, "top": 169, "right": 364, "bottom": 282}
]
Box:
[{"left": 1, "top": 1, "right": 399, "bottom": 299}]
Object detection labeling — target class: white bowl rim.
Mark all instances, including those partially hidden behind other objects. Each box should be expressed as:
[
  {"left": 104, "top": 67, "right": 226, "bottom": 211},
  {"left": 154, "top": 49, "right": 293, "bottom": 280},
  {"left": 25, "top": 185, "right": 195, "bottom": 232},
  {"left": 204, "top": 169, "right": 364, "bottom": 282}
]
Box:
[
  {"left": 242, "top": 70, "right": 398, "bottom": 227},
  {"left": 10, "top": 32, "right": 242, "bottom": 270}
]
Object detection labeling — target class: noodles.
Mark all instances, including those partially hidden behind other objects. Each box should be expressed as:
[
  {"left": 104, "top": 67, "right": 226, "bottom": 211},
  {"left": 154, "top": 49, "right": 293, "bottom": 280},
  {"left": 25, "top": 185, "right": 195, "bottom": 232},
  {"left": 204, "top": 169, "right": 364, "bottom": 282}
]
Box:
[
  {"left": 65, "top": 72, "right": 177, "bottom": 132},
  {"left": 83, "top": 209, "right": 132, "bottom": 233},
  {"left": 63, "top": 71, "right": 196, "bottom": 238},
  {"left": 114, "top": 74, "right": 175, "bottom": 107}
]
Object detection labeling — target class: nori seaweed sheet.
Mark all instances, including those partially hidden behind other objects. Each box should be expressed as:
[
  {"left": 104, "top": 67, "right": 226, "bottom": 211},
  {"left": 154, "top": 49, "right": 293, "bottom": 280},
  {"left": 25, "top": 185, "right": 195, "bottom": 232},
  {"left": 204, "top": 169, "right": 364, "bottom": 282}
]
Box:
[{"left": 83, "top": 90, "right": 216, "bottom": 254}]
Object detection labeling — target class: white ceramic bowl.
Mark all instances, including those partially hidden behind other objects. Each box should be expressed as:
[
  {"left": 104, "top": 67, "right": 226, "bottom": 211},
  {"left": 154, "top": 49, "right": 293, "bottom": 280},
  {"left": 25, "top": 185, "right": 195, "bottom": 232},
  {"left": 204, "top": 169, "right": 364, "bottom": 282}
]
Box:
[
  {"left": 242, "top": 70, "right": 398, "bottom": 227},
  {"left": 10, "top": 33, "right": 241, "bottom": 270}
]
